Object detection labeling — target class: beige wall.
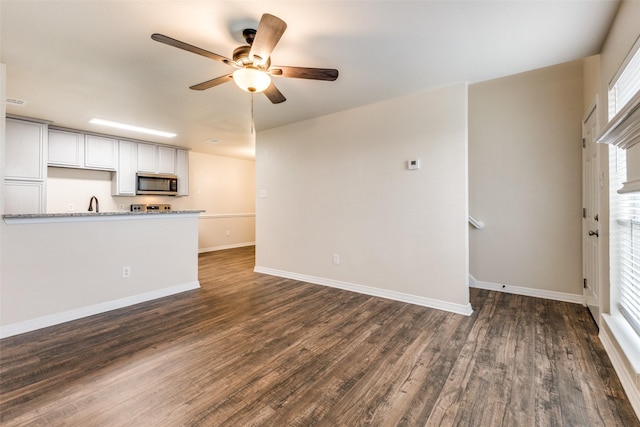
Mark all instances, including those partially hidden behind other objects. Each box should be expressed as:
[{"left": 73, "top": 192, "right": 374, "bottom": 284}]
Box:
[
  {"left": 187, "top": 152, "right": 255, "bottom": 251},
  {"left": 1, "top": 215, "right": 199, "bottom": 332},
  {"left": 256, "top": 83, "right": 470, "bottom": 312},
  {"left": 583, "top": 55, "right": 601, "bottom": 112},
  {"left": 45, "top": 150, "right": 256, "bottom": 251},
  {"left": 469, "top": 60, "right": 584, "bottom": 296}
]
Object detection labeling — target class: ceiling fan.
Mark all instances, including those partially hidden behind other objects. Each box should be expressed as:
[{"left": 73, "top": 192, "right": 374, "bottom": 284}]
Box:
[{"left": 151, "top": 13, "right": 339, "bottom": 104}]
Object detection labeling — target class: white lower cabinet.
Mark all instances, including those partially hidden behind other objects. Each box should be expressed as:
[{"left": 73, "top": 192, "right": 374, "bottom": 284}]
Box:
[{"left": 112, "top": 140, "right": 138, "bottom": 196}]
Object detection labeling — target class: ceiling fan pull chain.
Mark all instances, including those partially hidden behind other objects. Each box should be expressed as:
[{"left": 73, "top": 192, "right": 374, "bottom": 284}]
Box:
[{"left": 251, "top": 93, "right": 255, "bottom": 135}]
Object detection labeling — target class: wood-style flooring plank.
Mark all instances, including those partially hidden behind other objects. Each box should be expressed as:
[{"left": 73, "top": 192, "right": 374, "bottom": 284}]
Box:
[{"left": 1, "top": 246, "right": 638, "bottom": 426}]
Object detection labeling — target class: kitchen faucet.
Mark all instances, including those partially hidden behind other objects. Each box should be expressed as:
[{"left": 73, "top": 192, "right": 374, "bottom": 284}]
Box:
[{"left": 88, "top": 196, "right": 99, "bottom": 213}]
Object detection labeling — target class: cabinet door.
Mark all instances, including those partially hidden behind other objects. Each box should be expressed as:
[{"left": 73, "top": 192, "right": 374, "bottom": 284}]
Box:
[
  {"left": 157, "top": 146, "right": 176, "bottom": 174},
  {"left": 137, "top": 143, "right": 156, "bottom": 173},
  {"left": 176, "top": 149, "right": 189, "bottom": 196},
  {"left": 4, "top": 180, "right": 45, "bottom": 214},
  {"left": 112, "top": 140, "right": 137, "bottom": 196},
  {"left": 48, "top": 129, "right": 84, "bottom": 167},
  {"left": 85, "top": 135, "right": 117, "bottom": 170},
  {"left": 5, "top": 119, "right": 47, "bottom": 180}
]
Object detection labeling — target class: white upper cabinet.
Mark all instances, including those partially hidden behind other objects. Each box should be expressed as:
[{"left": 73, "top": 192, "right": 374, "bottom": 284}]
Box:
[
  {"left": 157, "top": 146, "right": 176, "bottom": 175},
  {"left": 4, "top": 118, "right": 48, "bottom": 214},
  {"left": 48, "top": 129, "right": 117, "bottom": 171},
  {"left": 6, "top": 118, "right": 47, "bottom": 181},
  {"left": 84, "top": 135, "right": 118, "bottom": 170},
  {"left": 138, "top": 143, "right": 176, "bottom": 175},
  {"left": 137, "top": 142, "right": 156, "bottom": 173},
  {"left": 112, "top": 140, "right": 137, "bottom": 196},
  {"left": 48, "top": 129, "right": 84, "bottom": 168},
  {"left": 4, "top": 180, "right": 45, "bottom": 214}
]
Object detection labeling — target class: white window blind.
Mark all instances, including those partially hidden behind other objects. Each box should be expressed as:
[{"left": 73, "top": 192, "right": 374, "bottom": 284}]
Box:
[
  {"left": 610, "top": 145, "right": 640, "bottom": 336},
  {"left": 609, "top": 36, "right": 640, "bottom": 120},
  {"left": 608, "top": 39, "right": 640, "bottom": 337}
]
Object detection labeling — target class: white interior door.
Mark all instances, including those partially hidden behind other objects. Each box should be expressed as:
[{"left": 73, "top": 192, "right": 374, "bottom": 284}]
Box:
[{"left": 582, "top": 102, "right": 600, "bottom": 325}]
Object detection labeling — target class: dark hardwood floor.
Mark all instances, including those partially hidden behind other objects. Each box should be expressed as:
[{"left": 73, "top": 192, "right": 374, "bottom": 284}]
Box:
[{"left": 1, "top": 246, "right": 638, "bottom": 426}]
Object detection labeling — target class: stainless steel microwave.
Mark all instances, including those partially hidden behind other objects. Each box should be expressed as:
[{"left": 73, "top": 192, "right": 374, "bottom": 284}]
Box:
[{"left": 136, "top": 173, "right": 178, "bottom": 195}]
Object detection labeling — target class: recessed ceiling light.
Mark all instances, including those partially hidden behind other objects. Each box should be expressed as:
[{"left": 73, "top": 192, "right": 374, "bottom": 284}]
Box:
[
  {"left": 205, "top": 138, "right": 220, "bottom": 144},
  {"left": 89, "top": 118, "right": 176, "bottom": 138}
]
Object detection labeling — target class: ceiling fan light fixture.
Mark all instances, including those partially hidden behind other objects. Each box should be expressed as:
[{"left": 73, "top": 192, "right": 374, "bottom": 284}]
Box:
[{"left": 233, "top": 68, "right": 271, "bottom": 93}]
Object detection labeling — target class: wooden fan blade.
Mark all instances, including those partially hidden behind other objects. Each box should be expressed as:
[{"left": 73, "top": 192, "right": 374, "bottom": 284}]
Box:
[
  {"left": 270, "top": 66, "right": 338, "bottom": 81},
  {"left": 190, "top": 74, "right": 233, "bottom": 91},
  {"left": 151, "top": 33, "right": 232, "bottom": 63},
  {"left": 263, "top": 82, "right": 286, "bottom": 104},
  {"left": 249, "top": 14, "right": 287, "bottom": 65}
]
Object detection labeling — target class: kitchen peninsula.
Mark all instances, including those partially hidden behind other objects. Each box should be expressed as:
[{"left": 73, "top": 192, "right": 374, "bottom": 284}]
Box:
[{"left": 1, "top": 209, "right": 203, "bottom": 338}]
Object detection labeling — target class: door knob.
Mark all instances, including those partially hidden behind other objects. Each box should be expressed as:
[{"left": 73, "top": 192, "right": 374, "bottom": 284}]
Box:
[{"left": 589, "top": 230, "right": 599, "bottom": 237}]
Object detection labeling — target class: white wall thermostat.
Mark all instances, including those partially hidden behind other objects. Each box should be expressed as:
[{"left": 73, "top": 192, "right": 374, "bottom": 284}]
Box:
[{"left": 407, "top": 159, "right": 421, "bottom": 170}]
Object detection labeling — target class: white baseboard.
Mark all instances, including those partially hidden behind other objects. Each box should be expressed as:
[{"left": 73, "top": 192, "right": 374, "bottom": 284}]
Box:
[
  {"left": 198, "top": 242, "right": 255, "bottom": 253},
  {"left": 254, "top": 266, "right": 473, "bottom": 316},
  {"left": 0, "top": 281, "right": 201, "bottom": 339},
  {"left": 469, "top": 275, "right": 583, "bottom": 304}
]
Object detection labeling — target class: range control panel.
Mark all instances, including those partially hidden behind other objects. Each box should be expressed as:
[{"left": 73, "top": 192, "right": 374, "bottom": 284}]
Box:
[{"left": 131, "top": 204, "right": 171, "bottom": 212}]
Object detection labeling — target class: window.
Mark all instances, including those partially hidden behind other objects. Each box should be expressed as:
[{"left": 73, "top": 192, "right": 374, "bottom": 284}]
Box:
[
  {"left": 610, "top": 145, "right": 640, "bottom": 336},
  {"left": 608, "top": 36, "right": 640, "bottom": 119},
  {"left": 608, "top": 39, "right": 640, "bottom": 337}
]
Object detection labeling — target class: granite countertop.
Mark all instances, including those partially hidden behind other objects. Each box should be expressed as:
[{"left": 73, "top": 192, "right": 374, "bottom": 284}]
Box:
[{"left": 3, "top": 210, "right": 205, "bottom": 224}]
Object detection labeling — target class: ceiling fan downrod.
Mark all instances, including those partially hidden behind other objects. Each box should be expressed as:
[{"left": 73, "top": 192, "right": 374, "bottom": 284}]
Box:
[{"left": 242, "top": 28, "right": 256, "bottom": 45}]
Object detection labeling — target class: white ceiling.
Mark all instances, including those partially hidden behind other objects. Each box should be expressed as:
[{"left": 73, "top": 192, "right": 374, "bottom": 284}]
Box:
[{"left": 1, "top": 1, "right": 620, "bottom": 159}]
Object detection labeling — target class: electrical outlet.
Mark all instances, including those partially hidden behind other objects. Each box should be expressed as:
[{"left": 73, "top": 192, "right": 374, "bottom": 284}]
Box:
[
  {"left": 68, "top": 203, "right": 74, "bottom": 211},
  {"left": 226, "top": 230, "right": 230, "bottom": 237},
  {"left": 119, "top": 204, "right": 125, "bottom": 211},
  {"left": 122, "top": 266, "right": 131, "bottom": 278},
  {"left": 333, "top": 254, "right": 340, "bottom": 265}
]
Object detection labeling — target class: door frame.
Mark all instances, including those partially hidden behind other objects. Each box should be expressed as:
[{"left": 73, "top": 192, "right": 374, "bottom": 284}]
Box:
[{"left": 582, "top": 96, "right": 600, "bottom": 325}]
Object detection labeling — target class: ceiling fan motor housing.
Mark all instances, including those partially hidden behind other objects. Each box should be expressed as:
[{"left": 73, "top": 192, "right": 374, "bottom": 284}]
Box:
[{"left": 233, "top": 45, "right": 270, "bottom": 70}]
